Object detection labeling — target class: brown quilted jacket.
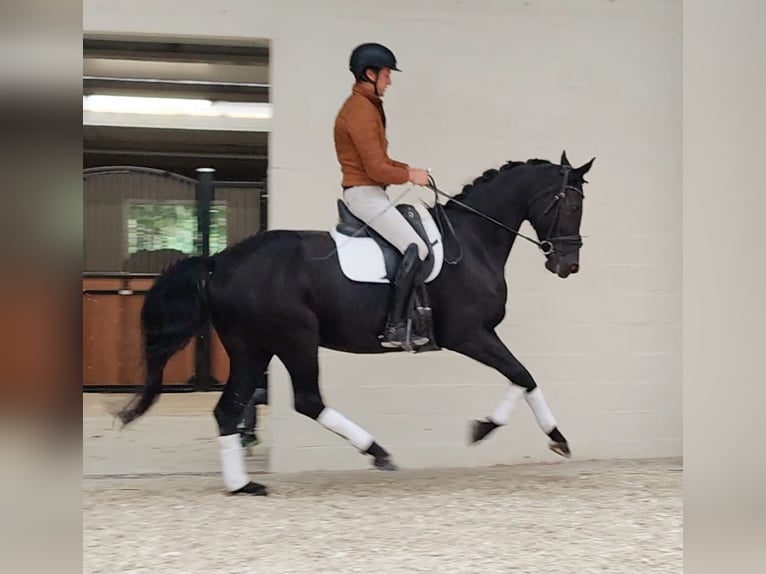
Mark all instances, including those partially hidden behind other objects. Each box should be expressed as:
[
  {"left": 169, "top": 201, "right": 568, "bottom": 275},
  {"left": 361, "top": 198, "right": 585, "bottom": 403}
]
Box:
[{"left": 334, "top": 84, "right": 410, "bottom": 188}]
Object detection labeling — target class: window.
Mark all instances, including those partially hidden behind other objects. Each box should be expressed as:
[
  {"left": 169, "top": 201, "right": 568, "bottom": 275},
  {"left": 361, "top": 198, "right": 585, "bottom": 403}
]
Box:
[{"left": 126, "top": 200, "right": 228, "bottom": 256}]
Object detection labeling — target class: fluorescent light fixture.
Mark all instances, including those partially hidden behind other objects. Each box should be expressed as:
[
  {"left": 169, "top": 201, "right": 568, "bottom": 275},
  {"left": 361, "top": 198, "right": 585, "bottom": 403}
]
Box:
[
  {"left": 207, "top": 101, "right": 272, "bottom": 119},
  {"left": 82, "top": 95, "right": 272, "bottom": 119},
  {"left": 83, "top": 95, "right": 212, "bottom": 115}
]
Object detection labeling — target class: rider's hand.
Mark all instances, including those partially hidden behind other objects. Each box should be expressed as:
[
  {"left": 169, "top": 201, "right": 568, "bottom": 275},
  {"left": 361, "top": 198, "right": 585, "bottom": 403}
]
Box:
[{"left": 407, "top": 168, "right": 430, "bottom": 186}]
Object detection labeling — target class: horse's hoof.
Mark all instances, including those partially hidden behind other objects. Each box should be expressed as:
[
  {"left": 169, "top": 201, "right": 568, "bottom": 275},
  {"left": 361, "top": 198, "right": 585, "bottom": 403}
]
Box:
[
  {"left": 241, "top": 434, "right": 259, "bottom": 448},
  {"left": 374, "top": 457, "right": 399, "bottom": 471},
  {"left": 469, "top": 418, "right": 499, "bottom": 444},
  {"left": 241, "top": 434, "right": 259, "bottom": 457},
  {"left": 230, "top": 481, "right": 269, "bottom": 496},
  {"left": 549, "top": 441, "right": 571, "bottom": 458}
]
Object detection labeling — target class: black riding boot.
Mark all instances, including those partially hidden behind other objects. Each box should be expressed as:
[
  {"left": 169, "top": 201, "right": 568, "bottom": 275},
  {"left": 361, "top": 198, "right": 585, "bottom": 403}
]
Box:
[{"left": 380, "top": 244, "right": 429, "bottom": 348}]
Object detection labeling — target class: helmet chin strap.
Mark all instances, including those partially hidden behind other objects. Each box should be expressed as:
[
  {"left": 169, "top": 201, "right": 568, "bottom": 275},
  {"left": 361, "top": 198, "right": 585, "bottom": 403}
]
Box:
[{"left": 363, "top": 68, "right": 380, "bottom": 97}]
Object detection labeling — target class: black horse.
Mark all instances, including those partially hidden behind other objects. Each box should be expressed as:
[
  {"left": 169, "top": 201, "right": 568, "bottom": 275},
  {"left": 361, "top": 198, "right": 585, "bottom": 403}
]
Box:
[{"left": 117, "top": 151, "right": 594, "bottom": 495}]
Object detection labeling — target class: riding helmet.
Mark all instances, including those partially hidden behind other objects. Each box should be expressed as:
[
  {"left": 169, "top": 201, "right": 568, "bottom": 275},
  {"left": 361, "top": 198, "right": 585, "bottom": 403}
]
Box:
[{"left": 349, "top": 43, "right": 401, "bottom": 81}]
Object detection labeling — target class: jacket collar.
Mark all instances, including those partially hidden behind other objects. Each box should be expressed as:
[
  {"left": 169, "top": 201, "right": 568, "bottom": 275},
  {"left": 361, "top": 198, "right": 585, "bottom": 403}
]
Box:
[{"left": 353, "top": 82, "right": 382, "bottom": 106}]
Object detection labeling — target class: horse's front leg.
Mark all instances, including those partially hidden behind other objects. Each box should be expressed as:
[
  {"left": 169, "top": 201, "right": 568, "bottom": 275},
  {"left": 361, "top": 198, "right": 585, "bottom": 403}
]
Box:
[{"left": 446, "top": 329, "right": 570, "bottom": 458}]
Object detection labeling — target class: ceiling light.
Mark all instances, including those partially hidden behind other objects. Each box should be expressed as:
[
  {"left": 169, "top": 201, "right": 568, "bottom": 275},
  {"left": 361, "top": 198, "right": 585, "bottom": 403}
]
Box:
[
  {"left": 83, "top": 95, "right": 213, "bottom": 115},
  {"left": 83, "top": 94, "right": 272, "bottom": 119}
]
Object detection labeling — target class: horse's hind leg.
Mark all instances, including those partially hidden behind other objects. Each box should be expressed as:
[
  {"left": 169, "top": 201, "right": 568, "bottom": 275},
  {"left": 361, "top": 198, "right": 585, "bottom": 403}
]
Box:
[
  {"left": 277, "top": 335, "right": 398, "bottom": 471},
  {"left": 213, "top": 344, "right": 273, "bottom": 495}
]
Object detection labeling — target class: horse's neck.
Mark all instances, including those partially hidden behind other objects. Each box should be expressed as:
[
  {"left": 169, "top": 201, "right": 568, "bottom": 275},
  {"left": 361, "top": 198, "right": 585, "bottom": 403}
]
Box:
[{"left": 441, "top": 184, "right": 529, "bottom": 268}]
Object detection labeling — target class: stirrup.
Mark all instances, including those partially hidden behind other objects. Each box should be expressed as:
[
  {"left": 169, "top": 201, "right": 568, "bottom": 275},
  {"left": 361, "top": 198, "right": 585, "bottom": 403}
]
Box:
[
  {"left": 408, "top": 323, "right": 430, "bottom": 347},
  {"left": 379, "top": 323, "right": 407, "bottom": 348},
  {"left": 409, "top": 334, "right": 430, "bottom": 347},
  {"left": 379, "top": 321, "right": 429, "bottom": 349}
]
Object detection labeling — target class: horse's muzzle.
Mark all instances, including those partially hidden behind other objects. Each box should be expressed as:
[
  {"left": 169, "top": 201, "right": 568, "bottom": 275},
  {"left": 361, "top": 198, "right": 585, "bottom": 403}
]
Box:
[{"left": 545, "top": 255, "right": 579, "bottom": 278}]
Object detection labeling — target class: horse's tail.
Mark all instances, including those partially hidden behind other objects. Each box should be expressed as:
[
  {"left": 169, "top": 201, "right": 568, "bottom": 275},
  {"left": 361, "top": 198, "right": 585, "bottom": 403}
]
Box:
[{"left": 116, "top": 255, "right": 213, "bottom": 426}]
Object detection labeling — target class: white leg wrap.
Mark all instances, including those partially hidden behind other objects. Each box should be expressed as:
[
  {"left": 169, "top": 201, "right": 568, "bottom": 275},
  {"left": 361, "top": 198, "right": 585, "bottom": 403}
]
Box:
[
  {"left": 317, "top": 407, "right": 374, "bottom": 452},
  {"left": 218, "top": 434, "right": 249, "bottom": 491},
  {"left": 525, "top": 387, "right": 557, "bottom": 434},
  {"left": 490, "top": 384, "right": 526, "bottom": 425}
]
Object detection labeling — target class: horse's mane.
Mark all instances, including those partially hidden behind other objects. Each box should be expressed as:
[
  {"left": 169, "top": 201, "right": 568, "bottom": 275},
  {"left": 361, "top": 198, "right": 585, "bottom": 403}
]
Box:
[{"left": 451, "top": 158, "right": 553, "bottom": 201}]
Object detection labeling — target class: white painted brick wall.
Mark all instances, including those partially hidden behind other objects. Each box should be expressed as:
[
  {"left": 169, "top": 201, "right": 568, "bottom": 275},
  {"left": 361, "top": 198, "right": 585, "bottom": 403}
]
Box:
[{"left": 85, "top": 0, "right": 682, "bottom": 472}]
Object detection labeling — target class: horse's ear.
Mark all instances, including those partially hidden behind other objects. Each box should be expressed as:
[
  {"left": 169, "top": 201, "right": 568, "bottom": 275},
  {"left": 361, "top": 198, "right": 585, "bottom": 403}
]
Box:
[
  {"left": 574, "top": 157, "right": 595, "bottom": 178},
  {"left": 560, "top": 150, "right": 571, "bottom": 167}
]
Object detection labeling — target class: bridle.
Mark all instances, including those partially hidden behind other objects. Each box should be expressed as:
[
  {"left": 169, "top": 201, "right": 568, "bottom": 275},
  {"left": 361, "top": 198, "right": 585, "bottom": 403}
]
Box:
[
  {"left": 427, "top": 166, "right": 584, "bottom": 259},
  {"left": 528, "top": 166, "right": 585, "bottom": 254}
]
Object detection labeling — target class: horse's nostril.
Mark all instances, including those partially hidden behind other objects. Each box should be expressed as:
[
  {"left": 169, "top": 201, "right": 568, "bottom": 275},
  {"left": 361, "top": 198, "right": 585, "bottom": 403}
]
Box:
[{"left": 569, "top": 263, "right": 579, "bottom": 274}]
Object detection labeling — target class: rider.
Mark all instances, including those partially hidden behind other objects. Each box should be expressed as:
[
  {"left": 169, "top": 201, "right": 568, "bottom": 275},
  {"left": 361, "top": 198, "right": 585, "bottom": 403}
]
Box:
[{"left": 334, "top": 42, "right": 431, "bottom": 348}]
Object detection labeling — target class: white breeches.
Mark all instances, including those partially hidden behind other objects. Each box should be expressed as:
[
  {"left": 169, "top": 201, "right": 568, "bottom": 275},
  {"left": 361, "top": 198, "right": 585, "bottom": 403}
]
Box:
[{"left": 343, "top": 185, "right": 429, "bottom": 261}]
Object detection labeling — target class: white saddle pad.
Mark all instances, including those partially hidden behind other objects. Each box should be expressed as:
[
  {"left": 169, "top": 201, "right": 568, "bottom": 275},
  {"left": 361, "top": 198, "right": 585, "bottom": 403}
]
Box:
[{"left": 329, "top": 203, "right": 444, "bottom": 284}]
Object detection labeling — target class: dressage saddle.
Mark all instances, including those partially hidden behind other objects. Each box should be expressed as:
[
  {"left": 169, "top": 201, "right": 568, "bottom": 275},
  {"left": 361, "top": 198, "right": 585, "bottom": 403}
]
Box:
[{"left": 335, "top": 199, "right": 435, "bottom": 281}]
